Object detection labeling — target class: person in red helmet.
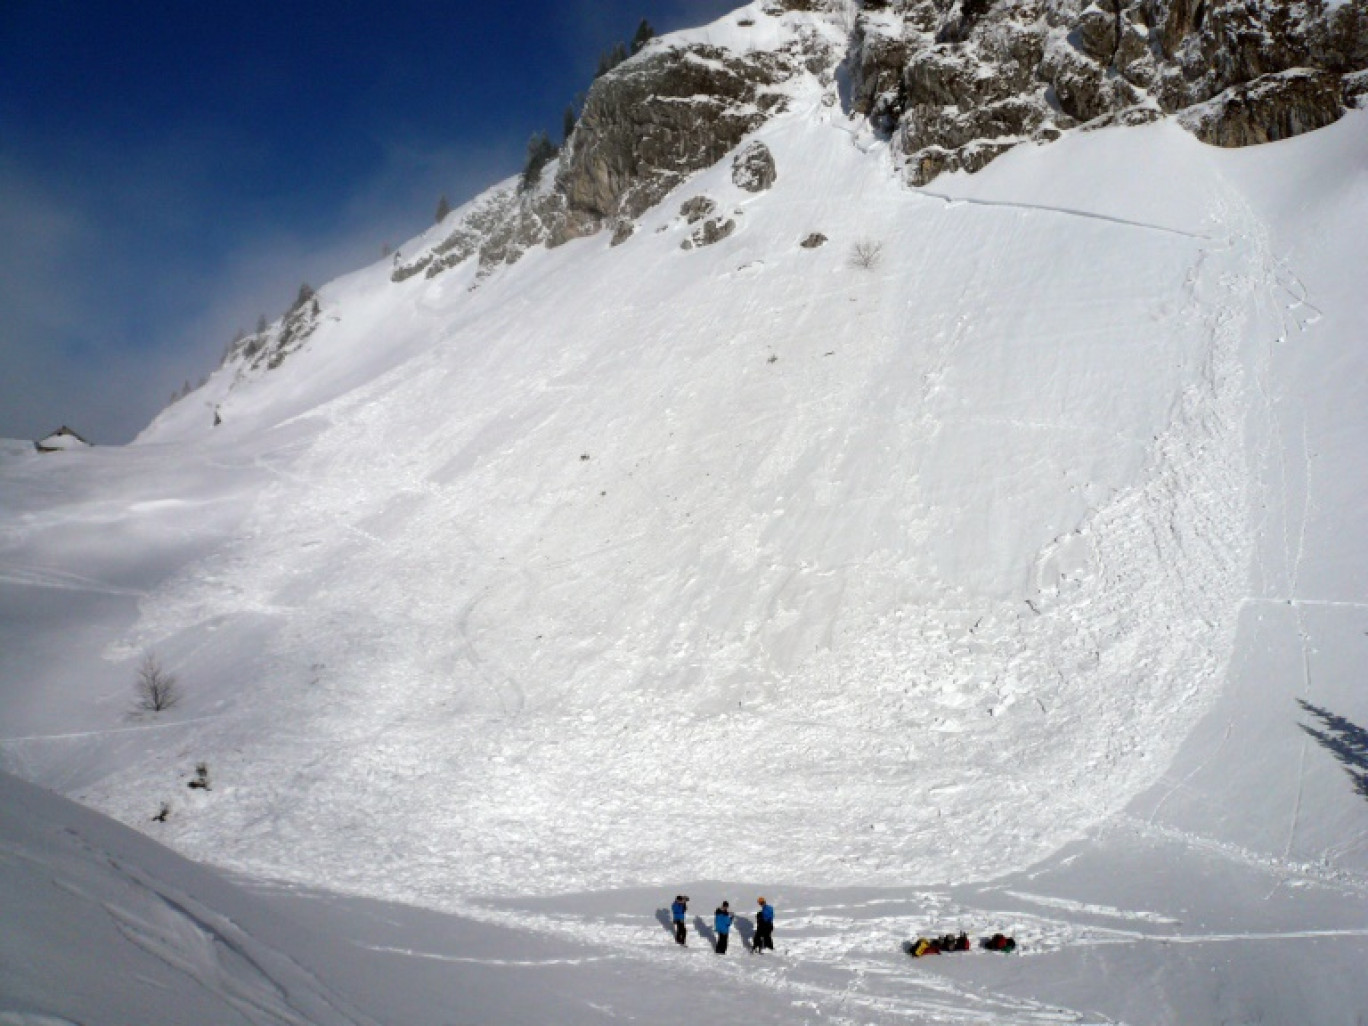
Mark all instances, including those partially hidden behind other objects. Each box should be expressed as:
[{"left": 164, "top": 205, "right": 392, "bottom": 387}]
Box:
[{"left": 753, "top": 897, "right": 775, "bottom": 952}]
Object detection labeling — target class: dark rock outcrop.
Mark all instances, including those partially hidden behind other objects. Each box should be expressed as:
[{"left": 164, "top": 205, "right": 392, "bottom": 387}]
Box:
[
  {"left": 682, "top": 217, "right": 737, "bottom": 249},
  {"left": 393, "top": 35, "right": 810, "bottom": 284},
  {"left": 1180, "top": 68, "right": 1348, "bottom": 146},
  {"left": 556, "top": 45, "right": 794, "bottom": 237},
  {"left": 732, "top": 141, "right": 778, "bottom": 192},
  {"left": 680, "top": 196, "right": 718, "bottom": 223},
  {"left": 850, "top": 0, "right": 1367, "bottom": 185}
]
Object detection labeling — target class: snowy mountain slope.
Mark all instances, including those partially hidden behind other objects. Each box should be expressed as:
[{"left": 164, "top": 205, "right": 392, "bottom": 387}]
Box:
[
  {"left": 0, "top": 771, "right": 379, "bottom": 1025},
  {"left": 8, "top": 765, "right": 1367, "bottom": 1026},
  {"left": 71, "top": 111, "right": 1246, "bottom": 891},
  {"left": 5, "top": 96, "right": 1363, "bottom": 898},
  {"left": 2, "top": 5, "right": 1367, "bottom": 1021},
  {"left": 7, "top": 768, "right": 1368, "bottom": 1026}
]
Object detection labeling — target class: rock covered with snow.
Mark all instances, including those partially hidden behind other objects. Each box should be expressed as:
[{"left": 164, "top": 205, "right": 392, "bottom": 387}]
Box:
[
  {"left": 207, "top": 0, "right": 1365, "bottom": 396},
  {"left": 387, "top": 6, "right": 843, "bottom": 290},
  {"left": 383, "top": 0, "right": 1366, "bottom": 293},
  {"left": 732, "top": 139, "right": 779, "bottom": 191},
  {"left": 1180, "top": 67, "right": 1348, "bottom": 146},
  {"left": 34, "top": 426, "right": 91, "bottom": 452}
]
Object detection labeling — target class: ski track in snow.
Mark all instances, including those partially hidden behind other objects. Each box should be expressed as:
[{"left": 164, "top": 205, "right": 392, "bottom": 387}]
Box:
[{"left": 0, "top": 562, "right": 147, "bottom": 597}]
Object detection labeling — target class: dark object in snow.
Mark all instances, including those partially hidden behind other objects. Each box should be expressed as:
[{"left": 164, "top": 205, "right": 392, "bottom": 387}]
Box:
[
  {"left": 152, "top": 803, "right": 170, "bottom": 822},
  {"left": 752, "top": 897, "right": 775, "bottom": 952},
  {"left": 34, "top": 426, "right": 91, "bottom": 453},
  {"left": 671, "top": 895, "right": 689, "bottom": 945},
  {"left": 982, "top": 932, "right": 1017, "bottom": 953},
  {"left": 800, "top": 232, "right": 827, "bottom": 248},
  {"left": 714, "top": 902, "right": 733, "bottom": 953},
  {"left": 187, "top": 762, "right": 211, "bottom": 790},
  {"left": 133, "top": 651, "right": 181, "bottom": 713},
  {"left": 732, "top": 140, "right": 777, "bottom": 193},
  {"left": 942, "top": 931, "right": 971, "bottom": 951},
  {"left": 907, "top": 931, "right": 973, "bottom": 957}
]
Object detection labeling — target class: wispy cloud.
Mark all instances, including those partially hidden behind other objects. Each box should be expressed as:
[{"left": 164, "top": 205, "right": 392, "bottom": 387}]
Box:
[{"left": 0, "top": 130, "right": 518, "bottom": 445}]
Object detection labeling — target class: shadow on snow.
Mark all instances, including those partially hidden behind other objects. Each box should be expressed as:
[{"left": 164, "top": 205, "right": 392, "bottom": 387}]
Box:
[{"left": 1298, "top": 699, "right": 1368, "bottom": 800}]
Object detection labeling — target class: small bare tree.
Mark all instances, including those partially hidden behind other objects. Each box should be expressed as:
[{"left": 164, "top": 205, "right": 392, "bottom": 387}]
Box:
[
  {"left": 134, "top": 652, "right": 180, "bottom": 713},
  {"left": 850, "top": 238, "right": 884, "bottom": 270}
]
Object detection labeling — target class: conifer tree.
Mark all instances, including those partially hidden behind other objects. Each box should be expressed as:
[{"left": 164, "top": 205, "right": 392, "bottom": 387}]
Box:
[
  {"left": 631, "top": 18, "right": 655, "bottom": 54},
  {"left": 521, "top": 131, "right": 558, "bottom": 189}
]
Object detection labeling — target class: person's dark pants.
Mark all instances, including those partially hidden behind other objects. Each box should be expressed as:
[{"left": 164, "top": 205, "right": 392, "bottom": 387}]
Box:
[
  {"left": 674, "top": 920, "right": 686, "bottom": 945},
  {"left": 756, "top": 920, "right": 774, "bottom": 951},
  {"left": 716, "top": 932, "right": 729, "bottom": 954}
]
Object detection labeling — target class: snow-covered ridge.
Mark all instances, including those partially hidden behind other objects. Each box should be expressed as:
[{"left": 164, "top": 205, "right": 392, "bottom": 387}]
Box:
[{"left": 158, "top": 0, "right": 1364, "bottom": 429}]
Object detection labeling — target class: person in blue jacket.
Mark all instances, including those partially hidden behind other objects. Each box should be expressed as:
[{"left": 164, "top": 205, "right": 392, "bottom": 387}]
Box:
[
  {"left": 753, "top": 897, "right": 775, "bottom": 952},
  {"left": 671, "top": 895, "right": 689, "bottom": 945},
  {"left": 714, "top": 901, "right": 733, "bottom": 954}
]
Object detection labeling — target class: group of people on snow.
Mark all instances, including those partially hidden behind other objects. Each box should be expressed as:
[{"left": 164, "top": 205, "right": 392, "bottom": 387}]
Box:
[
  {"left": 669, "top": 895, "right": 1016, "bottom": 959},
  {"left": 670, "top": 895, "right": 775, "bottom": 954}
]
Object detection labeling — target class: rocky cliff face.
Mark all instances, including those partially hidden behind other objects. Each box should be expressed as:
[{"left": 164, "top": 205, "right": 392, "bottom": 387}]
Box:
[
  {"left": 387, "top": 0, "right": 1365, "bottom": 288},
  {"left": 391, "top": 8, "right": 833, "bottom": 286},
  {"left": 852, "top": 0, "right": 1367, "bottom": 183}
]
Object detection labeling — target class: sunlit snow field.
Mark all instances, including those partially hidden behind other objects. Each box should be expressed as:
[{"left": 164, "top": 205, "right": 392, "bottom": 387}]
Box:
[{"left": 2, "top": 7, "right": 1367, "bottom": 1021}]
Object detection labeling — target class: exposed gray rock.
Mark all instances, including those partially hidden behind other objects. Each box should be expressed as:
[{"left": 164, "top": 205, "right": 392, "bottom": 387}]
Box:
[
  {"left": 850, "top": 23, "right": 914, "bottom": 127},
  {"left": 732, "top": 141, "right": 778, "bottom": 192},
  {"left": 853, "top": 0, "right": 1366, "bottom": 185},
  {"left": 610, "top": 220, "right": 636, "bottom": 246},
  {"left": 555, "top": 44, "right": 795, "bottom": 238},
  {"left": 680, "top": 196, "right": 717, "bottom": 223},
  {"left": 1179, "top": 68, "right": 1347, "bottom": 146},
  {"left": 1073, "top": 4, "right": 1121, "bottom": 65},
  {"left": 800, "top": 232, "right": 828, "bottom": 248},
  {"left": 394, "top": 37, "right": 805, "bottom": 285},
  {"left": 1041, "top": 38, "right": 1142, "bottom": 123},
  {"left": 682, "top": 217, "right": 736, "bottom": 249},
  {"left": 390, "top": 186, "right": 518, "bottom": 283},
  {"left": 228, "top": 294, "right": 322, "bottom": 375},
  {"left": 1347, "top": 68, "right": 1368, "bottom": 106}
]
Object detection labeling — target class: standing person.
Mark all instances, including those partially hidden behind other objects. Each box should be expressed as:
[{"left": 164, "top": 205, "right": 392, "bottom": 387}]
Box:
[
  {"left": 753, "top": 897, "right": 775, "bottom": 952},
  {"left": 671, "top": 895, "right": 689, "bottom": 946},
  {"left": 714, "top": 901, "right": 733, "bottom": 954}
]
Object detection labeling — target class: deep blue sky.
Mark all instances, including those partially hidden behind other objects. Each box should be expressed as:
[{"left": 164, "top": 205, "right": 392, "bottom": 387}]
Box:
[{"left": 0, "top": 1, "right": 742, "bottom": 443}]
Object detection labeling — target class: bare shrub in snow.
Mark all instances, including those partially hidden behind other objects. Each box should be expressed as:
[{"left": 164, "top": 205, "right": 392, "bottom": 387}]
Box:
[
  {"left": 850, "top": 238, "right": 883, "bottom": 269},
  {"left": 133, "top": 652, "right": 180, "bottom": 713}
]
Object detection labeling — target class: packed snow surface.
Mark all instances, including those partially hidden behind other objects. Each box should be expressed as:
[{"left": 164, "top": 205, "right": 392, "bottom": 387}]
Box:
[{"left": 2, "top": 17, "right": 1367, "bottom": 1019}]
